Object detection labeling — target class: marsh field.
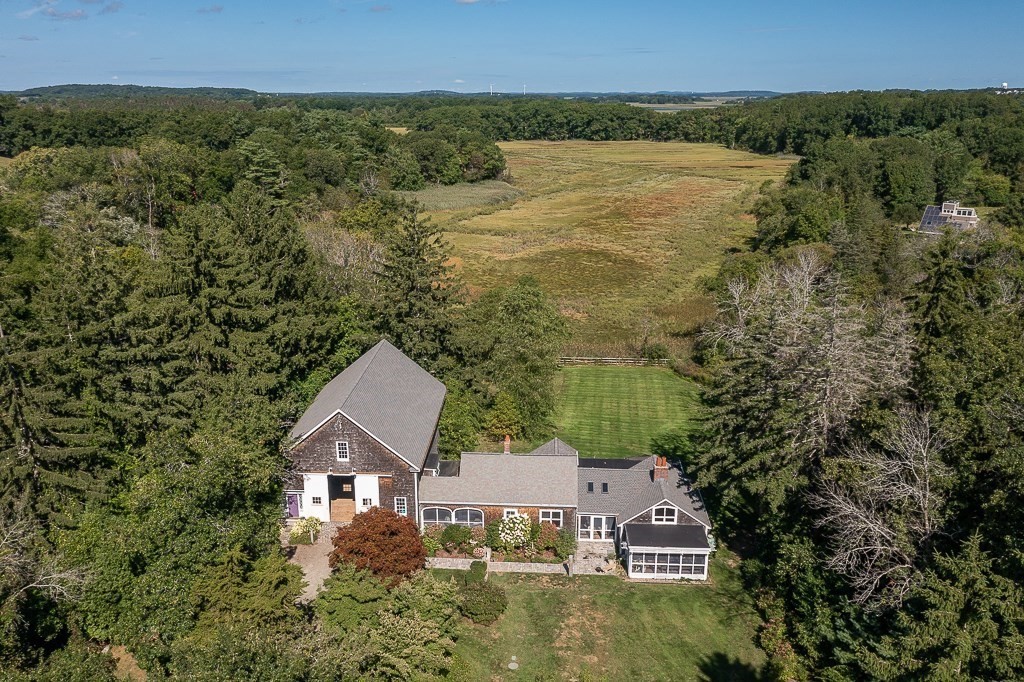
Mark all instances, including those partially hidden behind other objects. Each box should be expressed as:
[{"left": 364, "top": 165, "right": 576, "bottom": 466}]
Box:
[{"left": 405, "top": 141, "right": 792, "bottom": 356}]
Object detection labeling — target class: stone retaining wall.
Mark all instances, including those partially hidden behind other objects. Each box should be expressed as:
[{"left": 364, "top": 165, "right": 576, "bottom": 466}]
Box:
[
  {"left": 425, "top": 556, "right": 569, "bottom": 575},
  {"left": 488, "top": 561, "right": 567, "bottom": 575},
  {"left": 425, "top": 557, "right": 478, "bottom": 570}
]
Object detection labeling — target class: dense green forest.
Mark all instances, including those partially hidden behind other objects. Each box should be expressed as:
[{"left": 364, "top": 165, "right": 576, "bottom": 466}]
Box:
[
  {"left": 691, "top": 97, "right": 1024, "bottom": 678},
  {"left": 1, "top": 89, "right": 1023, "bottom": 679},
  {"left": 0, "top": 94, "right": 561, "bottom": 679}
]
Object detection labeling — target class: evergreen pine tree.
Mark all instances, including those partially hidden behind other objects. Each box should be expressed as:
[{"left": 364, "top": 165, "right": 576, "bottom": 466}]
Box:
[{"left": 377, "top": 210, "right": 461, "bottom": 371}]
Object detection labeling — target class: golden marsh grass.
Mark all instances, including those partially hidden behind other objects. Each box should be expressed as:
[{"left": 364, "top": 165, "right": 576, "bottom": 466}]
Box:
[{"left": 408, "top": 141, "right": 793, "bottom": 354}]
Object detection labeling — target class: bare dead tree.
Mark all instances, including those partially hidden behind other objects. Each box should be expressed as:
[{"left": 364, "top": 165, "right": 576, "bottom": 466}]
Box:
[
  {"left": 813, "top": 407, "right": 951, "bottom": 607},
  {"left": 0, "top": 510, "right": 85, "bottom": 608},
  {"left": 705, "top": 250, "right": 911, "bottom": 465},
  {"left": 302, "top": 219, "right": 385, "bottom": 300}
]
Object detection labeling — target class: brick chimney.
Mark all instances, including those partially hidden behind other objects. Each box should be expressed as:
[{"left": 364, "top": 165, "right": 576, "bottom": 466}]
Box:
[
  {"left": 653, "top": 456, "right": 669, "bottom": 481},
  {"left": 503, "top": 434, "right": 511, "bottom": 454}
]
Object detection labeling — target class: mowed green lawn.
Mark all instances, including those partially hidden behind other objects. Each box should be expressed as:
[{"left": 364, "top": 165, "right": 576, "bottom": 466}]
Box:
[
  {"left": 441, "top": 550, "right": 765, "bottom": 682},
  {"left": 551, "top": 365, "right": 700, "bottom": 457}
]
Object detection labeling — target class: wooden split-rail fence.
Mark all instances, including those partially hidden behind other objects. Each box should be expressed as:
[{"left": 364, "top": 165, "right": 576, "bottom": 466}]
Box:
[{"left": 557, "top": 357, "right": 670, "bottom": 367}]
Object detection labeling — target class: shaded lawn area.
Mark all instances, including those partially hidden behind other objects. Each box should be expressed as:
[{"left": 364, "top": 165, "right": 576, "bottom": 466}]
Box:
[
  {"left": 551, "top": 365, "right": 701, "bottom": 457},
  {"left": 440, "top": 550, "right": 765, "bottom": 682}
]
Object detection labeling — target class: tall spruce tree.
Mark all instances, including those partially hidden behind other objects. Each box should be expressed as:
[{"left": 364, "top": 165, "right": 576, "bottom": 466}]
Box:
[{"left": 377, "top": 210, "right": 461, "bottom": 371}]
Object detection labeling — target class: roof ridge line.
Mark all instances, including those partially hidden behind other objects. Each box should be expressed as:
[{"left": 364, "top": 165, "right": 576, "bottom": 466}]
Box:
[{"left": 338, "top": 339, "right": 388, "bottom": 411}]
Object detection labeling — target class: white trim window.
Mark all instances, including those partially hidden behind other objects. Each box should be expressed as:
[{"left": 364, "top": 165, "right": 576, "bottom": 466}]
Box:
[
  {"left": 335, "top": 441, "right": 350, "bottom": 461},
  {"left": 539, "top": 509, "right": 563, "bottom": 528},
  {"left": 361, "top": 497, "right": 372, "bottom": 508},
  {"left": 578, "top": 515, "right": 616, "bottom": 540},
  {"left": 311, "top": 496, "right": 323, "bottom": 506},
  {"left": 422, "top": 507, "right": 453, "bottom": 526},
  {"left": 454, "top": 508, "right": 484, "bottom": 527},
  {"left": 394, "top": 497, "right": 408, "bottom": 516},
  {"left": 503, "top": 509, "right": 519, "bottom": 519},
  {"left": 629, "top": 551, "right": 707, "bottom": 578},
  {"left": 652, "top": 506, "right": 677, "bottom": 524}
]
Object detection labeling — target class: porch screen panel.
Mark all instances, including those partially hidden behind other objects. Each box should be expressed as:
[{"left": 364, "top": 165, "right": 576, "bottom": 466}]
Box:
[{"left": 629, "top": 551, "right": 708, "bottom": 577}]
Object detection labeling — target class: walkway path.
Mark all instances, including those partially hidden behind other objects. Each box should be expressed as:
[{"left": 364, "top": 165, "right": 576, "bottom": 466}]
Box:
[{"left": 282, "top": 522, "right": 342, "bottom": 602}]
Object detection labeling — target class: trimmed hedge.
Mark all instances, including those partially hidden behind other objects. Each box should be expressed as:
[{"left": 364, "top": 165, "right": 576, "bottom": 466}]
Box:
[{"left": 459, "top": 581, "right": 508, "bottom": 625}]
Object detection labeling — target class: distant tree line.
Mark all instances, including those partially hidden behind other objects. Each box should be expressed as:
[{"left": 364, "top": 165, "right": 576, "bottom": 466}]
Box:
[{"left": 0, "top": 95, "right": 507, "bottom": 194}]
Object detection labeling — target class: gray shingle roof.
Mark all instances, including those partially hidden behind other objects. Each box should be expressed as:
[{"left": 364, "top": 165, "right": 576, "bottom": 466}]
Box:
[
  {"left": 419, "top": 451, "right": 578, "bottom": 507},
  {"left": 530, "top": 438, "right": 579, "bottom": 457},
  {"left": 578, "top": 457, "right": 710, "bottom": 527},
  {"left": 623, "top": 524, "right": 709, "bottom": 550},
  {"left": 288, "top": 339, "right": 446, "bottom": 470}
]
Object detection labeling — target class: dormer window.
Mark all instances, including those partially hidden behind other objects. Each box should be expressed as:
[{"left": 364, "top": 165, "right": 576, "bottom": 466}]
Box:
[
  {"left": 336, "top": 441, "right": 350, "bottom": 461},
  {"left": 653, "top": 506, "right": 677, "bottom": 524}
]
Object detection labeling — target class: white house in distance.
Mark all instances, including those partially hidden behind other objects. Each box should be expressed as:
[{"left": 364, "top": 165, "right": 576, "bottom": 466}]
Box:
[{"left": 918, "top": 200, "right": 980, "bottom": 234}]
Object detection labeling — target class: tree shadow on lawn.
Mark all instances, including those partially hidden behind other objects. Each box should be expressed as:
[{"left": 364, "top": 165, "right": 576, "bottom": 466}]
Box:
[{"left": 698, "top": 652, "right": 766, "bottom": 682}]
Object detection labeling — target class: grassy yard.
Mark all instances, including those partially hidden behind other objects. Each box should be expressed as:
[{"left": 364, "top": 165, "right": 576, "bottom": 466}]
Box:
[
  {"left": 550, "top": 365, "right": 700, "bottom": 458},
  {"left": 408, "top": 141, "right": 792, "bottom": 355},
  {"left": 440, "top": 550, "right": 765, "bottom": 682}
]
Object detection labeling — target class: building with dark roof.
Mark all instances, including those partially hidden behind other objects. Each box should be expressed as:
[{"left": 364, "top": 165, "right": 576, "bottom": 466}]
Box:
[{"left": 578, "top": 456, "right": 712, "bottom": 579}]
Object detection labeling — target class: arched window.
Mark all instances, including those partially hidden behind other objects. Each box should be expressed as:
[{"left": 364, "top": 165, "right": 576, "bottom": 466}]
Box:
[
  {"left": 453, "top": 508, "right": 484, "bottom": 527},
  {"left": 422, "top": 507, "right": 453, "bottom": 526}
]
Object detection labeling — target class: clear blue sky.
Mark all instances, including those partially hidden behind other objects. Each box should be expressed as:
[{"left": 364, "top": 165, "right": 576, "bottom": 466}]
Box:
[{"left": 1, "top": 0, "right": 1021, "bottom": 93}]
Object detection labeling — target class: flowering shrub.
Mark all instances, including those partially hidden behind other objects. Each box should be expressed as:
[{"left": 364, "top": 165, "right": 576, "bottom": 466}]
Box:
[
  {"left": 497, "top": 514, "right": 532, "bottom": 551},
  {"left": 289, "top": 516, "right": 323, "bottom": 545}
]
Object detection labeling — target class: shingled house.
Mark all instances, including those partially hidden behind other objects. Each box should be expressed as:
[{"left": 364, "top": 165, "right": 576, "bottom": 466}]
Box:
[
  {"left": 578, "top": 456, "right": 712, "bottom": 579},
  {"left": 284, "top": 339, "right": 445, "bottom": 524},
  {"left": 285, "top": 340, "right": 713, "bottom": 580}
]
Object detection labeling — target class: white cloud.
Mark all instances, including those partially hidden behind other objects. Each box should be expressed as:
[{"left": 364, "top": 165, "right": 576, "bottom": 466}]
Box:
[
  {"left": 453, "top": 78, "right": 465, "bottom": 83},
  {"left": 197, "top": 4, "right": 223, "bottom": 14}
]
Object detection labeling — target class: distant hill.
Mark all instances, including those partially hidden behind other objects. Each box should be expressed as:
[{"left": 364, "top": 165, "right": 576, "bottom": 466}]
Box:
[
  {"left": 9, "top": 84, "right": 262, "bottom": 100},
  {"left": 4, "top": 83, "right": 785, "bottom": 102}
]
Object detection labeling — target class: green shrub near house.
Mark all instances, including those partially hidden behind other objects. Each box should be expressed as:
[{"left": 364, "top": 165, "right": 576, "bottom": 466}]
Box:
[
  {"left": 465, "top": 561, "right": 487, "bottom": 585},
  {"left": 422, "top": 534, "right": 442, "bottom": 557},
  {"left": 484, "top": 520, "right": 501, "bottom": 549},
  {"left": 553, "top": 528, "right": 577, "bottom": 560},
  {"left": 458, "top": 582, "right": 508, "bottom": 625},
  {"left": 439, "top": 524, "right": 472, "bottom": 553}
]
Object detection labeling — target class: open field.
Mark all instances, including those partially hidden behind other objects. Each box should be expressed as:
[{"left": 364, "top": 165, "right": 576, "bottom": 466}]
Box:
[
  {"left": 410, "top": 141, "right": 792, "bottom": 355},
  {"left": 627, "top": 99, "right": 740, "bottom": 112},
  {"left": 439, "top": 550, "right": 765, "bottom": 681},
  {"left": 552, "top": 365, "right": 700, "bottom": 457},
  {"left": 400, "top": 179, "right": 523, "bottom": 211}
]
